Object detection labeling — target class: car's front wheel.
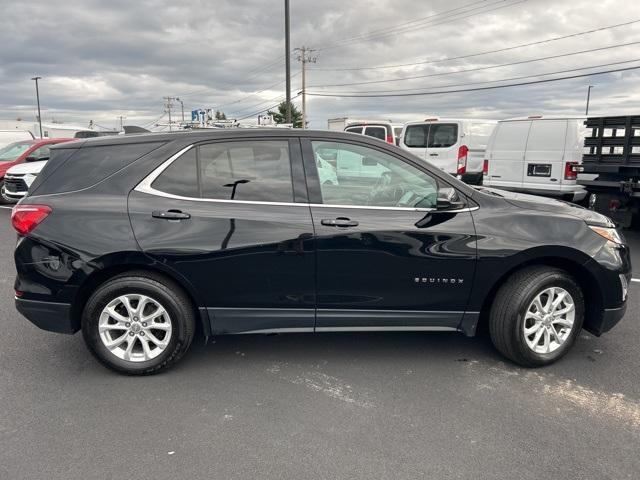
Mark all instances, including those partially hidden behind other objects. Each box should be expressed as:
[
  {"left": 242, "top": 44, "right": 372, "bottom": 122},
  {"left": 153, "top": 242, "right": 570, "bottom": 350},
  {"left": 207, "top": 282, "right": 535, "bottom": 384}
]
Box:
[
  {"left": 82, "top": 272, "right": 195, "bottom": 375},
  {"left": 489, "top": 266, "right": 584, "bottom": 367}
]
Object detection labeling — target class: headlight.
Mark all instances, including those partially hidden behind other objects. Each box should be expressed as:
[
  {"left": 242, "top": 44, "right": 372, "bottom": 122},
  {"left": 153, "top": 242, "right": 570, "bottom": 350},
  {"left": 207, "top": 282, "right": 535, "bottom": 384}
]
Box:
[{"left": 589, "top": 225, "right": 624, "bottom": 244}]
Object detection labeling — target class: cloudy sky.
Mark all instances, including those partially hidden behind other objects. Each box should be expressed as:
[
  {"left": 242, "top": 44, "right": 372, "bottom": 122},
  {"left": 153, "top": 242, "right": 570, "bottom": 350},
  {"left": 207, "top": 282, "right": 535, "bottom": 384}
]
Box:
[{"left": 1, "top": 0, "right": 640, "bottom": 129}]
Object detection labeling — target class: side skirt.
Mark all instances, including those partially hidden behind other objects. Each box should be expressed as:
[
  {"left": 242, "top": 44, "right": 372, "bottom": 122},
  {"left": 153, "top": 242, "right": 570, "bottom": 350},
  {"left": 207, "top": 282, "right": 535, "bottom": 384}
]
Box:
[{"left": 207, "top": 308, "right": 479, "bottom": 335}]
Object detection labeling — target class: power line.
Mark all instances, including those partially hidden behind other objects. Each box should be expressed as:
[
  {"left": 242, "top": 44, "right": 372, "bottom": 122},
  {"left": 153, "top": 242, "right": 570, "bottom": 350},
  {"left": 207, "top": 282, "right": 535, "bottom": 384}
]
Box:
[
  {"left": 306, "top": 63, "right": 640, "bottom": 98},
  {"left": 315, "top": 0, "right": 490, "bottom": 50},
  {"left": 309, "top": 41, "right": 640, "bottom": 88},
  {"left": 236, "top": 93, "right": 300, "bottom": 120},
  {"left": 310, "top": 19, "right": 640, "bottom": 71},
  {"left": 316, "top": 0, "right": 525, "bottom": 51},
  {"left": 317, "top": 58, "right": 640, "bottom": 94}
]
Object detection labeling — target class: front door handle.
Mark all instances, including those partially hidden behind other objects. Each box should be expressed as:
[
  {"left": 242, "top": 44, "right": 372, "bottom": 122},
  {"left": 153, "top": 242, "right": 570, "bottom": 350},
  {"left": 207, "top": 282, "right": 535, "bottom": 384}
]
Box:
[
  {"left": 152, "top": 209, "right": 191, "bottom": 220},
  {"left": 321, "top": 217, "right": 359, "bottom": 227}
]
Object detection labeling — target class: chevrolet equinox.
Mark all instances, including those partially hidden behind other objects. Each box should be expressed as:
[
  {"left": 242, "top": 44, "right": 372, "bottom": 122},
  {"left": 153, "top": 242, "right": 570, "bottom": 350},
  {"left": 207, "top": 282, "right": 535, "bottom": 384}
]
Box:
[{"left": 12, "top": 130, "right": 630, "bottom": 374}]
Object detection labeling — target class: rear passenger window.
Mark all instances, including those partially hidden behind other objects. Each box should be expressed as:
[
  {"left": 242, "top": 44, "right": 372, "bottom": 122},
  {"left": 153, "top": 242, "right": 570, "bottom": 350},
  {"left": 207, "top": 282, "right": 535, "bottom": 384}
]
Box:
[
  {"left": 345, "top": 127, "right": 363, "bottom": 134},
  {"left": 151, "top": 149, "right": 198, "bottom": 197},
  {"left": 428, "top": 124, "right": 458, "bottom": 148},
  {"left": 151, "top": 140, "right": 294, "bottom": 203},
  {"left": 404, "top": 125, "right": 429, "bottom": 147},
  {"left": 364, "top": 126, "right": 386, "bottom": 141}
]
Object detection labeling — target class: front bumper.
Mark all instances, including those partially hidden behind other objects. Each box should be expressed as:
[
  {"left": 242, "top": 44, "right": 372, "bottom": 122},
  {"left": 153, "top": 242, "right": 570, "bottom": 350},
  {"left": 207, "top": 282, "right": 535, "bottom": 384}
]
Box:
[
  {"left": 15, "top": 298, "right": 77, "bottom": 334},
  {"left": 586, "top": 303, "right": 628, "bottom": 337}
]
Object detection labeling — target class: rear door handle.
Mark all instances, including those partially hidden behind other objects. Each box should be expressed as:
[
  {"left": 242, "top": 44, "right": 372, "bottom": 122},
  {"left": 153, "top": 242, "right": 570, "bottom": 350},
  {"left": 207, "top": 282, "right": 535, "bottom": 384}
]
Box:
[
  {"left": 321, "top": 217, "right": 359, "bottom": 227},
  {"left": 152, "top": 209, "right": 191, "bottom": 220}
]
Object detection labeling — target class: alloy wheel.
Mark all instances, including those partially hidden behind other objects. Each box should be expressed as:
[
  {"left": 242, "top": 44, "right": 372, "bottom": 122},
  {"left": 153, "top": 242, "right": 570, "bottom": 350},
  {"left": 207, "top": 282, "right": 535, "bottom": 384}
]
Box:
[
  {"left": 98, "top": 294, "right": 173, "bottom": 362},
  {"left": 523, "top": 287, "right": 575, "bottom": 354}
]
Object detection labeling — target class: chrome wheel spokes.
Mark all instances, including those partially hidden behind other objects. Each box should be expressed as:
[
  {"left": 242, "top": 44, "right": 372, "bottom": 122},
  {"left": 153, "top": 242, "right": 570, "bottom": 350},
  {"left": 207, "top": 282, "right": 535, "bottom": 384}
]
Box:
[
  {"left": 98, "top": 294, "right": 172, "bottom": 362},
  {"left": 523, "top": 287, "right": 575, "bottom": 354}
]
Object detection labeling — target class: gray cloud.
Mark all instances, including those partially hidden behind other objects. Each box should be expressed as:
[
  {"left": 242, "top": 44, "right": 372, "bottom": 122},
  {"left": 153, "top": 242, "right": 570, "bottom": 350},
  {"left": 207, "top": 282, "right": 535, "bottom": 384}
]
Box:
[{"left": 1, "top": 0, "right": 639, "bottom": 129}]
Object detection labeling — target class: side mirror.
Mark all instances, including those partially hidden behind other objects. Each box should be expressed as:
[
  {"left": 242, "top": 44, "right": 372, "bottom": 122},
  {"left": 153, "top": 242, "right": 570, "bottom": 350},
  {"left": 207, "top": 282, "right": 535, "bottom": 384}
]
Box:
[
  {"left": 436, "top": 197, "right": 465, "bottom": 210},
  {"left": 362, "top": 156, "right": 378, "bottom": 166}
]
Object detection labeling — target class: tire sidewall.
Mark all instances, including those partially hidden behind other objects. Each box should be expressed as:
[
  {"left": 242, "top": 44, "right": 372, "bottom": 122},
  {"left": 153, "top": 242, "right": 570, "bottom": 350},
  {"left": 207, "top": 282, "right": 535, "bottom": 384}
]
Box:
[
  {"left": 512, "top": 272, "right": 584, "bottom": 365},
  {"left": 82, "top": 278, "right": 189, "bottom": 374}
]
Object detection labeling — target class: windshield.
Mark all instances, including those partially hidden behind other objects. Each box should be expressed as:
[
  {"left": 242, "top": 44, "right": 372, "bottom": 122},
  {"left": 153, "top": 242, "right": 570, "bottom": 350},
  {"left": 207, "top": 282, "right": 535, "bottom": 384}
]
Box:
[{"left": 0, "top": 141, "right": 33, "bottom": 162}]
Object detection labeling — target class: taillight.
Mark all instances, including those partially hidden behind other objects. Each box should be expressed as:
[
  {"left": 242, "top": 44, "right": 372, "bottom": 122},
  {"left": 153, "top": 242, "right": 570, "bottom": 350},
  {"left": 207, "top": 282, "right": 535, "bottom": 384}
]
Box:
[
  {"left": 564, "top": 161, "right": 578, "bottom": 180},
  {"left": 483, "top": 159, "right": 489, "bottom": 175},
  {"left": 457, "top": 145, "right": 468, "bottom": 175},
  {"left": 11, "top": 204, "right": 52, "bottom": 236},
  {"left": 386, "top": 134, "right": 394, "bottom": 144}
]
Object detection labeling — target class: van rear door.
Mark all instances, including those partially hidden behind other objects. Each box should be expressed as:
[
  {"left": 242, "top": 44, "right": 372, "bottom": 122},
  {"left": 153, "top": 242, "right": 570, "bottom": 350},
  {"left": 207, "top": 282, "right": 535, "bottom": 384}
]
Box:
[
  {"left": 486, "top": 121, "right": 531, "bottom": 189},
  {"left": 523, "top": 120, "right": 568, "bottom": 191},
  {"left": 424, "top": 122, "right": 460, "bottom": 174}
]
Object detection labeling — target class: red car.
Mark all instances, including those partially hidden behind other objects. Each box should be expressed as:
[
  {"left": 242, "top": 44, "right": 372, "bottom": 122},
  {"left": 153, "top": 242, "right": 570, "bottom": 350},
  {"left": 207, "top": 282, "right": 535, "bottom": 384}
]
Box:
[{"left": 0, "top": 138, "right": 76, "bottom": 203}]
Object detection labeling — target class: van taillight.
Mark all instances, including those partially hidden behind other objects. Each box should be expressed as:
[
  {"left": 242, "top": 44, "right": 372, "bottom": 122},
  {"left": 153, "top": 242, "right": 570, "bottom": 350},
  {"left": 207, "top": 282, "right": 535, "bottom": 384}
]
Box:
[
  {"left": 11, "top": 204, "right": 52, "bottom": 236},
  {"left": 483, "top": 159, "right": 489, "bottom": 175},
  {"left": 386, "top": 134, "right": 394, "bottom": 145},
  {"left": 457, "top": 145, "right": 468, "bottom": 175},
  {"left": 564, "top": 162, "right": 578, "bottom": 180}
]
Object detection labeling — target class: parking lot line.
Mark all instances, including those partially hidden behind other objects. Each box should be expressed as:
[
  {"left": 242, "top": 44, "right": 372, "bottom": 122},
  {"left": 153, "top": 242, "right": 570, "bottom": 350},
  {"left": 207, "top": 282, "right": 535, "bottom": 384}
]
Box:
[
  {"left": 0, "top": 206, "right": 12, "bottom": 209},
  {"left": 632, "top": 278, "right": 640, "bottom": 283}
]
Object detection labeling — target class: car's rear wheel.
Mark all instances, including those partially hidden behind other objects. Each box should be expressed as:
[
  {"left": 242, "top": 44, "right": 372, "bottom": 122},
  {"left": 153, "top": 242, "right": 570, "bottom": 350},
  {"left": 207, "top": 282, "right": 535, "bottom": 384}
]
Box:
[
  {"left": 82, "top": 272, "right": 195, "bottom": 375},
  {"left": 489, "top": 266, "right": 584, "bottom": 367}
]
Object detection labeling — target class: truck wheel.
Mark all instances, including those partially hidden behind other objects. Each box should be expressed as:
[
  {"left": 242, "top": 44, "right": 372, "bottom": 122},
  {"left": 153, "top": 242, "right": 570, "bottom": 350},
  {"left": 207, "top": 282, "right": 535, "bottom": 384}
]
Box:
[
  {"left": 489, "top": 266, "right": 584, "bottom": 367},
  {"left": 82, "top": 271, "right": 196, "bottom": 375}
]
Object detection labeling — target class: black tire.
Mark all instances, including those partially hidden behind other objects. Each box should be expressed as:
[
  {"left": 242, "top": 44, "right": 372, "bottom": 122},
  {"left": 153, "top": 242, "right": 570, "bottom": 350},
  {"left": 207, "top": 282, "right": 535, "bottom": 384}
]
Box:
[
  {"left": 82, "top": 271, "right": 196, "bottom": 375},
  {"left": 489, "top": 266, "right": 584, "bottom": 367}
]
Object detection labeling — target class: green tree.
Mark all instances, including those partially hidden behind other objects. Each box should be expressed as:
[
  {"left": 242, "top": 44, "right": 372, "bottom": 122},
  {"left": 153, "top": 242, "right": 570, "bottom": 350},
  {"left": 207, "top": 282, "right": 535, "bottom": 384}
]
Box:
[
  {"left": 268, "top": 101, "right": 303, "bottom": 128},
  {"left": 215, "top": 110, "right": 227, "bottom": 120}
]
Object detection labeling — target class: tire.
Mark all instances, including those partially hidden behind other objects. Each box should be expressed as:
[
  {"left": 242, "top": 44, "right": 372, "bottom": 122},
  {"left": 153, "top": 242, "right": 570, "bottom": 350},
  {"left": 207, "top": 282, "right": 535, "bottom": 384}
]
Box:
[
  {"left": 0, "top": 181, "right": 9, "bottom": 205},
  {"left": 489, "top": 266, "right": 584, "bottom": 367},
  {"left": 82, "top": 271, "right": 196, "bottom": 375}
]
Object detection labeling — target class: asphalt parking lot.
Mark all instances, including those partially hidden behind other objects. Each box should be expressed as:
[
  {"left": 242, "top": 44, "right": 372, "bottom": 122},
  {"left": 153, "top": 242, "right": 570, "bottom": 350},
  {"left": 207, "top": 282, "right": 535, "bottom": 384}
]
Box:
[{"left": 0, "top": 206, "right": 639, "bottom": 480}]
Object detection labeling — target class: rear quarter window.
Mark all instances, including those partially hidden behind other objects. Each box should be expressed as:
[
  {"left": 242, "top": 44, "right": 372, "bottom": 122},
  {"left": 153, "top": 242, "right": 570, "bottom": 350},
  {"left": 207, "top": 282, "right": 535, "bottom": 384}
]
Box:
[{"left": 31, "top": 141, "right": 165, "bottom": 195}]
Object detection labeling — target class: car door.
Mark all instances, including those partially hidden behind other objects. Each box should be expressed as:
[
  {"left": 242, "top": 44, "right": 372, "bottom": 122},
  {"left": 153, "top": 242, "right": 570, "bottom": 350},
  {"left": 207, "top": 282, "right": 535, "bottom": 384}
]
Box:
[
  {"left": 128, "top": 138, "right": 316, "bottom": 334},
  {"left": 523, "top": 120, "right": 568, "bottom": 191},
  {"left": 302, "top": 138, "right": 478, "bottom": 331},
  {"left": 486, "top": 121, "right": 531, "bottom": 189},
  {"left": 425, "top": 122, "right": 460, "bottom": 174}
]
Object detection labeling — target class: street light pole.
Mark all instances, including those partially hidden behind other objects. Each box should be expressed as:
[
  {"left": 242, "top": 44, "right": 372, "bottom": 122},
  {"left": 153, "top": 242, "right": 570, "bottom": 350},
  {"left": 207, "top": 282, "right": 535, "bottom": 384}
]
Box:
[
  {"left": 284, "top": 0, "right": 291, "bottom": 124},
  {"left": 31, "top": 76, "right": 43, "bottom": 138},
  {"left": 586, "top": 85, "right": 594, "bottom": 116},
  {"left": 176, "top": 97, "right": 185, "bottom": 122}
]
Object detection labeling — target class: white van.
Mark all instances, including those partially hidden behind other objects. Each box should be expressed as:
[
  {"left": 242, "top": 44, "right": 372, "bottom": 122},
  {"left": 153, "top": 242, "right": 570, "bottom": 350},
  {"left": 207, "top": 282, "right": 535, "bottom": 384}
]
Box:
[
  {"left": 0, "top": 130, "right": 34, "bottom": 148},
  {"left": 399, "top": 118, "right": 496, "bottom": 185},
  {"left": 483, "top": 116, "right": 590, "bottom": 202}
]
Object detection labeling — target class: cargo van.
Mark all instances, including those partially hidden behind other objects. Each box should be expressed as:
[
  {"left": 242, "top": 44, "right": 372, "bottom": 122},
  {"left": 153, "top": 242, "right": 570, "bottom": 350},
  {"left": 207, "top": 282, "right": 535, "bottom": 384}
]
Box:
[
  {"left": 344, "top": 121, "right": 401, "bottom": 146},
  {"left": 483, "top": 116, "right": 590, "bottom": 202},
  {"left": 399, "top": 118, "right": 496, "bottom": 185}
]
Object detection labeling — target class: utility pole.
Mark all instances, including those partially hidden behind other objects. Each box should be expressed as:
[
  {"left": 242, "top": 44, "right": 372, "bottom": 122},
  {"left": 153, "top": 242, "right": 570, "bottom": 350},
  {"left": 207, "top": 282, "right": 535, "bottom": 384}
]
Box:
[
  {"left": 295, "top": 46, "right": 317, "bottom": 129},
  {"left": 118, "top": 115, "right": 126, "bottom": 132},
  {"left": 585, "top": 85, "right": 594, "bottom": 116},
  {"left": 31, "top": 76, "right": 43, "bottom": 138},
  {"left": 163, "top": 96, "right": 175, "bottom": 131},
  {"left": 284, "top": 0, "right": 291, "bottom": 124},
  {"left": 176, "top": 97, "right": 185, "bottom": 122}
]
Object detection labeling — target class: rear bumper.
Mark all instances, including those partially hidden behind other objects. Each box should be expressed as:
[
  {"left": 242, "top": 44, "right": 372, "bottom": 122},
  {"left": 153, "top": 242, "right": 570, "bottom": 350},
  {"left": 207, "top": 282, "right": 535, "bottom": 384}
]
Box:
[{"left": 15, "top": 298, "right": 77, "bottom": 334}]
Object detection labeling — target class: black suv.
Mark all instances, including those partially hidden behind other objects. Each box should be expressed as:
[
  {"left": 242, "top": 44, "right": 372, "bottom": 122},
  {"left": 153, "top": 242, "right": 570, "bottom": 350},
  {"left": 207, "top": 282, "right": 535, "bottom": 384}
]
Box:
[{"left": 12, "top": 129, "right": 630, "bottom": 374}]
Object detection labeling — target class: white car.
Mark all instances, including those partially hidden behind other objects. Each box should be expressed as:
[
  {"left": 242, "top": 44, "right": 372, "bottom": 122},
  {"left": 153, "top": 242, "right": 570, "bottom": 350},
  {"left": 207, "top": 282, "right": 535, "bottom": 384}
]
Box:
[
  {"left": 399, "top": 118, "right": 496, "bottom": 185},
  {"left": 2, "top": 160, "right": 47, "bottom": 203},
  {"left": 483, "top": 116, "right": 593, "bottom": 202}
]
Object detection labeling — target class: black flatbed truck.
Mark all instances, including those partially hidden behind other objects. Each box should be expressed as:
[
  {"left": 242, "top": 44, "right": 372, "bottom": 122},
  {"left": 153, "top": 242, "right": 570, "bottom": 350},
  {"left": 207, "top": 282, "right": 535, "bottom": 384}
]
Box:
[{"left": 578, "top": 115, "right": 640, "bottom": 228}]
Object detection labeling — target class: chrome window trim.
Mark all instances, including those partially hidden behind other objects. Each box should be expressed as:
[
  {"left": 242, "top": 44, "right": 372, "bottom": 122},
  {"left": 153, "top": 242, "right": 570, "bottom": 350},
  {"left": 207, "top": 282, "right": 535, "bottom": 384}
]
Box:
[{"left": 134, "top": 144, "right": 479, "bottom": 213}]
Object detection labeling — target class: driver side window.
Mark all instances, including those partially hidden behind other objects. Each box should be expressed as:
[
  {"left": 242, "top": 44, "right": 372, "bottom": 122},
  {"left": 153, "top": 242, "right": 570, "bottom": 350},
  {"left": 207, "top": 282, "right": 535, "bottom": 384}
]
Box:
[{"left": 311, "top": 141, "right": 439, "bottom": 209}]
